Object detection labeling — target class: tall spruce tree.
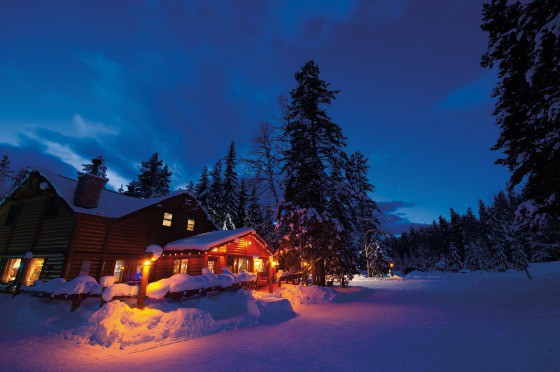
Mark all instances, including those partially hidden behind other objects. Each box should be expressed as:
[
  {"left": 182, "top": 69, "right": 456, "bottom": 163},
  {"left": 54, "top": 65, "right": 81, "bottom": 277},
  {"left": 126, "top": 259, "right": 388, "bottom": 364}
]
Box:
[
  {"left": 347, "top": 151, "right": 380, "bottom": 260},
  {"left": 277, "top": 60, "right": 354, "bottom": 286},
  {"left": 208, "top": 159, "right": 225, "bottom": 227},
  {"left": 481, "top": 0, "right": 560, "bottom": 229},
  {"left": 195, "top": 166, "right": 211, "bottom": 208},
  {"left": 223, "top": 142, "right": 239, "bottom": 229},
  {"left": 136, "top": 153, "right": 172, "bottom": 198},
  {"left": 0, "top": 155, "right": 13, "bottom": 198},
  {"left": 236, "top": 178, "right": 248, "bottom": 228}
]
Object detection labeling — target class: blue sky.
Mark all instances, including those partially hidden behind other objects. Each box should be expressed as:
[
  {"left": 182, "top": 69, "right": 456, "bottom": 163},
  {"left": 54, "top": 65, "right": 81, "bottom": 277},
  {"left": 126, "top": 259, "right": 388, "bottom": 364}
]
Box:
[{"left": 0, "top": 0, "right": 509, "bottom": 234}]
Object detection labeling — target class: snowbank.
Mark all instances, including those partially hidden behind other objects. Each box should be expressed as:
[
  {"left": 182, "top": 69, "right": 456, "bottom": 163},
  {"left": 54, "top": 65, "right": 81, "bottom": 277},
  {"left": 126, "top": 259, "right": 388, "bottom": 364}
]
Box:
[
  {"left": 102, "top": 283, "right": 139, "bottom": 302},
  {"left": 77, "top": 290, "right": 294, "bottom": 349},
  {"left": 222, "top": 267, "right": 257, "bottom": 284},
  {"left": 24, "top": 276, "right": 102, "bottom": 296},
  {"left": 278, "top": 284, "right": 371, "bottom": 305},
  {"left": 144, "top": 268, "right": 252, "bottom": 299}
]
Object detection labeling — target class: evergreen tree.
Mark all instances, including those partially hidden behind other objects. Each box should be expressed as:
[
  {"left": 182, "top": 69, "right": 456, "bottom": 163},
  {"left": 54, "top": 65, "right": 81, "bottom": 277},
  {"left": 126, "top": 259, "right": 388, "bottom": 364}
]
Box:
[
  {"left": 81, "top": 155, "right": 108, "bottom": 179},
  {"left": 481, "top": 0, "right": 560, "bottom": 229},
  {"left": 207, "top": 159, "right": 225, "bottom": 227},
  {"left": 347, "top": 151, "right": 380, "bottom": 262},
  {"left": 277, "top": 60, "right": 353, "bottom": 285},
  {"left": 223, "top": 142, "right": 239, "bottom": 229},
  {"left": 246, "top": 184, "right": 264, "bottom": 230},
  {"left": 122, "top": 180, "right": 140, "bottom": 197},
  {"left": 464, "top": 240, "right": 489, "bottom": 271},
  {"left": 195, "top": 166, "right": 211, "bottom": 207},
  {"left": 235, "top": 178, "right": 248, "bottom": 228},
  {"left": 370, "top": 240, "right": 392, "bottom": 277},
  {"left": 0, "top": 155, "right": 13, "bottom": 197},
  {"left": 447, "top": 243, "right": 463, "bottom": 272},
  {"left": 510, "top": 238, "right": 531, "bottom": 279},
  {"left": 136, "top": 153, "right": 172, "bottom": 198},
  {"left": 186, "top": 181, "right": 195, "bottom": 194},
  {"left": 489, "top": 242, "right": 510, "bottom": 272}
]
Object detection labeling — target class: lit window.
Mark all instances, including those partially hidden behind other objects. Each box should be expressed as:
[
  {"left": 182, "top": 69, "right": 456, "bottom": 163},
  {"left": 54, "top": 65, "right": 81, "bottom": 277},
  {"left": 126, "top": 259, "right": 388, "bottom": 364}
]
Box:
[
  {"left": 25, "top": 258, "right": 44, "bottom": 285},
  {"left": 187, "top": 218, "right": 195, "bottom": 231},
  {"left": 114, "top": 260, "right": 125, "bottom": 282},
  {"left": 208, "top": 259, "right": 216, "bottom": 273},
  {"left": 162, "top": 212, "right": 173, "bottom": 227},
  {"left": 1, "top": 258, "right": 21, "bottom": 282},
  {"left": 173, "top": 259, "right": 189, "bottom": 274}
]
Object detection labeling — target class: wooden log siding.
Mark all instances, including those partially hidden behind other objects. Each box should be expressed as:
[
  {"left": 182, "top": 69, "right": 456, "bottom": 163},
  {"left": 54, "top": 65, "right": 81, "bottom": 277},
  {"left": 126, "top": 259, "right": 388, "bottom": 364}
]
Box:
[
  {"left": 35, "top": 203, "right": 74, "bottom": 253},
  {"left": 39, "top": 254, "right": 65, "bottom": 281},
  {"left": 66, "top": 215, "right": 109, "bottom": 279},
  {"left": 155, "top": 254, "right": 206, "bottom": 278},
  {"left": 8, "top": 197, "right": 45, "bottom": 252}
]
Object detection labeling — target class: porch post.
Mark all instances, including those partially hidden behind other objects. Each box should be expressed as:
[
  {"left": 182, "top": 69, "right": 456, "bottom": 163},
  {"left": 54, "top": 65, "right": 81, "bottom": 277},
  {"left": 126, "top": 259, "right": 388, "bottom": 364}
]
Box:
[{"left": 13, "top": 252, "right": 33, "bottom": 297}]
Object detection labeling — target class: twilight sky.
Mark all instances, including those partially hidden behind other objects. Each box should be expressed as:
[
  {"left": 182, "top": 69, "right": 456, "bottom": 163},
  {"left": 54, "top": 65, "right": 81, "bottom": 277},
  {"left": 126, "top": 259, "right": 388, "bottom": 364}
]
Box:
[{"left": 0, "top": 0, "right": 510, "bottom": 234}]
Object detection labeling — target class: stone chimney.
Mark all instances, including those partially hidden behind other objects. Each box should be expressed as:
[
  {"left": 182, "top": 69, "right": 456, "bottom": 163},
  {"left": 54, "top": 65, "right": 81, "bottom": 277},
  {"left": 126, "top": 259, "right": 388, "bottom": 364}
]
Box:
[{"left": 74, "top": 158, "right": 109, "bottom": 209}]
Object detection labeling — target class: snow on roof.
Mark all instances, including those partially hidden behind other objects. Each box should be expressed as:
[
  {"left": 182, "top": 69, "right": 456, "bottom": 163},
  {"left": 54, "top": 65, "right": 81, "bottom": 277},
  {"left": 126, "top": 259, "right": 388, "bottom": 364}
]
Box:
[
  {"left": 10, "top": 167, "right": 216, "bottom": 222},
  {"left": 164, "top": 227, "right": 257, "bottom": 251}
]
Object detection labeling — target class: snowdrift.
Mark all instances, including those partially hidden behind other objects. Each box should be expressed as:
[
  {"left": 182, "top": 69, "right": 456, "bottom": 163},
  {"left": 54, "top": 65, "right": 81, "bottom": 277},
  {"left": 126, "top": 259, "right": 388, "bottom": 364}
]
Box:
[
  {"left": 23, "top": 276, "right": 102, "bottom": 296},
  {"left": 0, "top": 289, "right": 294, "bottom": 350},
  {"left": 278, "top": 285, "right": 371, "bottom": 305}
]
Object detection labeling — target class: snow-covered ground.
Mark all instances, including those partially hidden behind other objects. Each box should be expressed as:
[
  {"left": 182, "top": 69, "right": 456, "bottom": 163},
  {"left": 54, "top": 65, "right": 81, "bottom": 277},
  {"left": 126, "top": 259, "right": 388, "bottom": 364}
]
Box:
[{"left": 1, "top": 262, "right": 559, "bottom": 371}]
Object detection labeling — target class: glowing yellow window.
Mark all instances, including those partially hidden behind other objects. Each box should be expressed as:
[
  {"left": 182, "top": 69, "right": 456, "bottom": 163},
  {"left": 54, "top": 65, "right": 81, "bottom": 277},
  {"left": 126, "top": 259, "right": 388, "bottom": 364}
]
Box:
[
  {"left": 162, "top": 212, "right": 173, "bottom": 227},
  {"left": 25, "top": 258, "right": 44, "bottom": 285},
  {"left": 2, "top": 258, "right": 21, "bottom": 282},
  {"left": 173, "top": 259, "right": 188, "bottom": 274},
  {"left": 187, "top": 218, "right": 195, "bottom": 231}
]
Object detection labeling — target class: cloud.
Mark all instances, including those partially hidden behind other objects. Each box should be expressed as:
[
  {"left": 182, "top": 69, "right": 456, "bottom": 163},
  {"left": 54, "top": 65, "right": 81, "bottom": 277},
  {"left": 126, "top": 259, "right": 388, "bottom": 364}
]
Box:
[
  {"left": 9, "top": 127, "right": 130, "bottom": 191},
  {"left": 73, "top": 114, "right": 119, "bottom": 139},
  {"left": 376, "top": 200, "right": 428, "bottom": 235},
  {"left": 437, "top": 72, "right": 497, "bottom": 111}
]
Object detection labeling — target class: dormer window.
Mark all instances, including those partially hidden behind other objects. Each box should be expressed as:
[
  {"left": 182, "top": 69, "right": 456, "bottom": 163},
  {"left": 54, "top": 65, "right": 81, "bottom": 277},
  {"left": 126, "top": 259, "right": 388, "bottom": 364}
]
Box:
[
  {"left": 187, "top": 218, "right": 195, "bottom": 231},
  {"left": 162, "top": 212, "right": 173, "bottom": 227}
]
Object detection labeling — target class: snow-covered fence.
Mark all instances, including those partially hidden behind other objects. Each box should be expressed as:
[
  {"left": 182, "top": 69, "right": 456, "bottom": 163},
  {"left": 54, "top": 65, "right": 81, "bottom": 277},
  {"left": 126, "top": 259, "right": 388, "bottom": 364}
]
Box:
[
  {"left": 276, "top": 270, "right": 303, "bottom": 286},
  {"left": 22, "top": 276, "right": 103, "bottom": 311},
  {"left": 16, "top": 268, "right": 257, "bottom": 311},
  {"left": 103, "top": 268, "right": 257, "bottom": 303}
]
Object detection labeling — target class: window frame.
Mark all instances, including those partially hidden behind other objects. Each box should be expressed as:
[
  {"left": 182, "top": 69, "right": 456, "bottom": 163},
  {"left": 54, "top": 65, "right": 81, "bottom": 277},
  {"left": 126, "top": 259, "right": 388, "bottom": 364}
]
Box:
[
  {"left": 186, "top": 218, "right": 195, "bottom": 231},
  {"left": 173, "top": 258, "right": 189, "bottom": 275},
  {"left": 162, "top": 212, "right": 173, "bottom": 228}
]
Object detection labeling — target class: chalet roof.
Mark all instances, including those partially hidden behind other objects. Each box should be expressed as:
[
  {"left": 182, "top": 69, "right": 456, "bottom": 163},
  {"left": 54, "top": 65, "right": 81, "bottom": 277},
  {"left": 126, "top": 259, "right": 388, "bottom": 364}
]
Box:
[
  {"left": 164, "top": 227, "right": 257, "bottom": 252},
  {"left": 11, "top": 167, "right": 217, "bottom": 223}
]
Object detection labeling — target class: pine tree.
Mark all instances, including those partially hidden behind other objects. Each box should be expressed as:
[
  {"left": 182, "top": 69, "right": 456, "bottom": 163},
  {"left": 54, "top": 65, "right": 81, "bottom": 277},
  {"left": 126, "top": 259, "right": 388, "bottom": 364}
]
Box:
[
  {"left": 81, "top": 155, "right": 108, "bottom": 179},
  {"left": 186, "top": 181, "right": 195, "bottom": 194},
  {"left": 122, "top": 180, "right": 140, "bottom": 197},
  {"left": 510, "top": 238, "right": 531, "bottom": 279},
  {"left": 277, "top": 60, "right": 352, "bottom": 285},
  {"left": 246, "top": 184, "right": 265, "bottom": 231},
  {"left": 0, "top": 155, "right": 13, "bottom": 198},
  {"left": 464, "top": 240, "right": 489, "bottom": 271},
  {"left": 447, "top": 243, "right": 463, "bottom": 272},
  {"left": 346, "top": 151, "right": 380, "bottom": 262},
  {"left": 489, "top": 242, "right": 510, "bottom": 272},
  {"left": 481, "top": 0, "right": 560, "bottom": 229},
  {"left": 223, "top": 142, "right": 239, "bottom": 229},
  {"left": 370, "top": 240, "right": 392, "bottom": 277},
  {"left": 136, "top": 153, "right": 172, "bottom": 198},
  {"left": 195, "top": 166, "right": 211, "bottom": 208},
  {"left": 235, "top": 179, "right": 248, "bottom": 228},
  {"left": 207, "top": 159, "right": 225, "bottom": 227}
]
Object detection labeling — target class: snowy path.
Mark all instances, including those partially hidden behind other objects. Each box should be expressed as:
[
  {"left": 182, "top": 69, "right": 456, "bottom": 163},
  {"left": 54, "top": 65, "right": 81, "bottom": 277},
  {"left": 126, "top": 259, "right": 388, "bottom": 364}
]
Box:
[{"left": 1, "top": 263, "right": 559, "bottom": 371}]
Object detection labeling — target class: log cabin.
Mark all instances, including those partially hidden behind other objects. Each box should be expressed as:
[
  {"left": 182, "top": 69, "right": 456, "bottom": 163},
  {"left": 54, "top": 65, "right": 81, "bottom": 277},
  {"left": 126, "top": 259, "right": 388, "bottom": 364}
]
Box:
[{"left": 0, "top": 163, "right": 272, "bottom": 290}]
